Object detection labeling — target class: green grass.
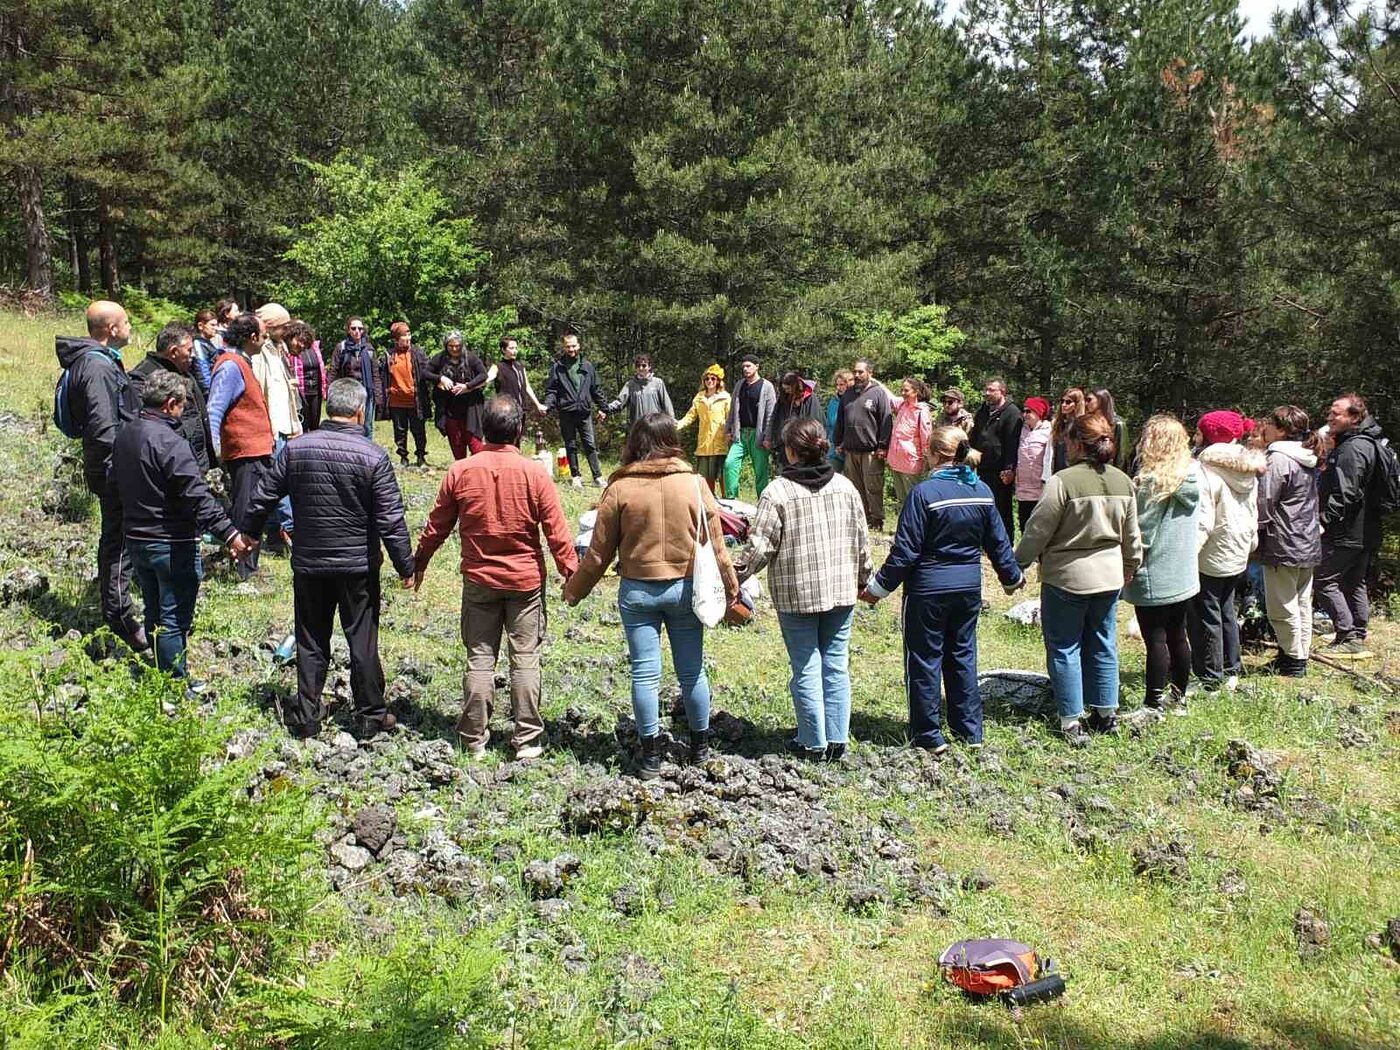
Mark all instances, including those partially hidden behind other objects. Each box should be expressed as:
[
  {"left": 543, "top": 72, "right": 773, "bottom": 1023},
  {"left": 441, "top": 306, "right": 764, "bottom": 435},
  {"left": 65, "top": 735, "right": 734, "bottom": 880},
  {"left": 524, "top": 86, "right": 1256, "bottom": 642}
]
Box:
[{"left": 1, "top": 306, "right": 1398, "bottom": 1047}]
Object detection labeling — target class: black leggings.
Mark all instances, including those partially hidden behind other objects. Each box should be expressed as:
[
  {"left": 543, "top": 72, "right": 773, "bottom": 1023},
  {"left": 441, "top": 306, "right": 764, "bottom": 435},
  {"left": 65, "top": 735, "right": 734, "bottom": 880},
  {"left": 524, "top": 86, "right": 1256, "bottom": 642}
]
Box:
[{"left": 1135, "top": 600, "right": 1192, "bottom": 699}]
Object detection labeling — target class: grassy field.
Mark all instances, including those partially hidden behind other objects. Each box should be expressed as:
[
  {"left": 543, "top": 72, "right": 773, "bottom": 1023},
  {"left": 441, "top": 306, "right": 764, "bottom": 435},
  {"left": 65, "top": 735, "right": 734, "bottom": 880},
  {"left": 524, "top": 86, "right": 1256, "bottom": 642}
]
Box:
[{"left": 1, "top": 307, "right": 1397, "bottom": 1048}]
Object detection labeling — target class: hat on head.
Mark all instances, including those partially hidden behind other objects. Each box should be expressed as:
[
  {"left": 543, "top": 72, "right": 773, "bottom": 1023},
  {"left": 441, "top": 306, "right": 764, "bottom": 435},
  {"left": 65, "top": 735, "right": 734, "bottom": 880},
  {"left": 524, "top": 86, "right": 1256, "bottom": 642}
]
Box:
[
  {"left": 1023, "top": 396, "right": 1051, "bottom": 419},
  {"left": 255, "top": 303, "right": 291, "bottom": 328},
  {"left": 704, "top": 363, "right": 724, "bottom": 380},
  {"left": 740, "top": 353, "right": 760, "bottom": 366},
  {"left": 941, "top": 388, "right": 964, "bottom": 403},
  {"left": 1198, "top": 409, "right": 1246, "bottom": 446}
]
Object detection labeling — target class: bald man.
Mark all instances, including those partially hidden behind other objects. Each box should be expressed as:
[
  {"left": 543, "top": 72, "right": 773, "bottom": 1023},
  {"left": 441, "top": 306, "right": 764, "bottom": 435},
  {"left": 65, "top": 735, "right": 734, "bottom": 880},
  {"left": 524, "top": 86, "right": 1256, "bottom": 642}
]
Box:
[{"left": 55, "top": 301, "right": 146, "bottom": 650}]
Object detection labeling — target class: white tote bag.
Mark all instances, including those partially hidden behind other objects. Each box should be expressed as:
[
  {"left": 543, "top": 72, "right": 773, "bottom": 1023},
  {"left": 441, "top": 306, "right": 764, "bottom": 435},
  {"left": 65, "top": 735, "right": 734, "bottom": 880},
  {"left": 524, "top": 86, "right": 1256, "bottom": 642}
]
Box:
[{"left": 690, "top": 477, "right": 727, "bottom": 627}]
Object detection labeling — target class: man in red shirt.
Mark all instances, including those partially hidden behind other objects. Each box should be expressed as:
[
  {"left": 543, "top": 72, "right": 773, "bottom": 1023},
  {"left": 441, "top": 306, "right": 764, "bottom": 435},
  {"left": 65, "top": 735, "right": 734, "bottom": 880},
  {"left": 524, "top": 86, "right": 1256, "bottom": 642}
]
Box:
[{"left": 411, "top": 396, "right": 577, "bottom": 760}]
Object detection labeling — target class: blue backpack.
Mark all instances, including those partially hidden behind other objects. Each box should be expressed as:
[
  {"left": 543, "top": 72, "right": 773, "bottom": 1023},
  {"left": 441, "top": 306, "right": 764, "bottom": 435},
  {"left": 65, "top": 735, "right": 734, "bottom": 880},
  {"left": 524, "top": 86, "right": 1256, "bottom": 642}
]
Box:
[{"left": 53, "top": 349, "right": 112, "bottom": 439}]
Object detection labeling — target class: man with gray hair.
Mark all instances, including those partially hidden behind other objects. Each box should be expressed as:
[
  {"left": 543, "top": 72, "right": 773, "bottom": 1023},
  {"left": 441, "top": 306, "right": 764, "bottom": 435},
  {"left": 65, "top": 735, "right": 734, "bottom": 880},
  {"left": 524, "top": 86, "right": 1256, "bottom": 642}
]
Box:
[
  {"left": 110, "top": 370, "right": 254, "bottom": 685},
  {"left": 242, "top": 378, "right": 416, "bottom": 739}
]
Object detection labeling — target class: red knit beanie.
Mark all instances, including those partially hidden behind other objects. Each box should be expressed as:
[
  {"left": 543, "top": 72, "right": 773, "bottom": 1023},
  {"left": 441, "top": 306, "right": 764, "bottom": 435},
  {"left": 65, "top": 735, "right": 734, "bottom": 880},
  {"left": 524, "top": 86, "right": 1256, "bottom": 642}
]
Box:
[
  {"left": 1198, "top": 410, "right": 1245, "bottom": 445},
  {"left": 1023, "top": 396, "right": 1051, "bottom": 419}
]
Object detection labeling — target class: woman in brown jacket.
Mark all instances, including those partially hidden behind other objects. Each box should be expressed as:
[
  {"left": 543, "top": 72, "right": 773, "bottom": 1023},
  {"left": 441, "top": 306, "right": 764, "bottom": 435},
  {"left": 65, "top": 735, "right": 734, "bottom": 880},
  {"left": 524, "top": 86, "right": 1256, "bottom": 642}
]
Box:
[{"left": 565, "top": 413, "right": 739, "bottom": 777}]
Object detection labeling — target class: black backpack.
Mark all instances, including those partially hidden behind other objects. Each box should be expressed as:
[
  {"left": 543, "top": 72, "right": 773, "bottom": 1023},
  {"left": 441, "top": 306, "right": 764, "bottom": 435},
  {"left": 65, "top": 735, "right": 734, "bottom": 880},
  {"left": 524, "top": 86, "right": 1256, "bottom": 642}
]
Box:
[{"left": 1362, "top": 434, "right": 1400, "bottom": 515}]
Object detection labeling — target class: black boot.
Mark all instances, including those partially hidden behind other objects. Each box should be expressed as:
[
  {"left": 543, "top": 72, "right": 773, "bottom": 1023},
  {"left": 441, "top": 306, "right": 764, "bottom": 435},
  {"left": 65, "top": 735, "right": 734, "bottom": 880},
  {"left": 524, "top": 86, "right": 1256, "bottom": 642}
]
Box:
[
  {"left": 825, "top": 742, "right": 847, "bottom": 763},
  {"left": 1143, "top": 688, "right": 1166, "bottom": 710},
  {"left": 1279, "top": 654, "right": 1308, "bottom": 678},
  {"left": 638, "top": 734, "right": 662, "bottom": 780},
  {"left": 689, "top": 729, "right": 710, "bottom": 765}
]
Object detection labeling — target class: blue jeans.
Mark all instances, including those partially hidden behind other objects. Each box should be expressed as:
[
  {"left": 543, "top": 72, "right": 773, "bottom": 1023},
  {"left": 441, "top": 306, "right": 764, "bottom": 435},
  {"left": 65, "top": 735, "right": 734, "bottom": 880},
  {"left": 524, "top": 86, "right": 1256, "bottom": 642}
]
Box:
[
  {"left": 272, "top": 436, "right": 295, "bottom": 535},
  {"left": 1040, "top": 583, "right": 1120, "bottom": 720},
  {"left": 129, "top": 540, "right": 202, "bottom": 677},
  {"left": 618, "top": 577, "right": 710, "bottom": 736},
  {"left": 777, "top": 606, "right": 854, "bottom": 749}
]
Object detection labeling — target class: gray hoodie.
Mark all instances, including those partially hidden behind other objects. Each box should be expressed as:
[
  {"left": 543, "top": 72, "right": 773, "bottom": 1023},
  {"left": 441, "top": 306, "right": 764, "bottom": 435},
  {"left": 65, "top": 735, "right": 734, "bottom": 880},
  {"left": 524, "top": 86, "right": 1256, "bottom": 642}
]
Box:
[
  {"left": 606, "top": 374, "right": 675, "bottom": 424},
  {"left": 1257, "top": 441, "right": 1322, "bottom": 567}
]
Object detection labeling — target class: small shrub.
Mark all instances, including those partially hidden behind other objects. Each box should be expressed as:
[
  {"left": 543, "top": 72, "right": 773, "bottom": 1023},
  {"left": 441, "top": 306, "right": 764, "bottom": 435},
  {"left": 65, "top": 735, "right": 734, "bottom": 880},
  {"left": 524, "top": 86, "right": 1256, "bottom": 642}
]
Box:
[{"left": 0, "top": 644, "right": 317, "bottom": 1026}]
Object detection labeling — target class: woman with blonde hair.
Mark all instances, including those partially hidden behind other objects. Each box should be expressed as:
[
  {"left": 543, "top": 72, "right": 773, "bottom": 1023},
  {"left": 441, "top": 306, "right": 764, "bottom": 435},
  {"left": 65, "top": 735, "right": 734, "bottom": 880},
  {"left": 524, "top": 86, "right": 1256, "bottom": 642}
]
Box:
[
  {"left": 1124, "top": 415, "right": 1201, "bottom": 709},
  {"left": 677, "top": 364, "right": 732, "bottom": 495},
  {"left": 860, "top": 425, "right": 1023, "bottom": 754}
]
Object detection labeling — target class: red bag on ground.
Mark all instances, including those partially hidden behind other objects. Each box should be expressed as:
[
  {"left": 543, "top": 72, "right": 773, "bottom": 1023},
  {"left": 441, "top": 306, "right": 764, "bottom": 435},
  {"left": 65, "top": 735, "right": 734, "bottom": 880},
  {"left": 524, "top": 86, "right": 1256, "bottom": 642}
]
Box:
[{"left": 938, "top": 939, "right": 1042, "bottom": 996}]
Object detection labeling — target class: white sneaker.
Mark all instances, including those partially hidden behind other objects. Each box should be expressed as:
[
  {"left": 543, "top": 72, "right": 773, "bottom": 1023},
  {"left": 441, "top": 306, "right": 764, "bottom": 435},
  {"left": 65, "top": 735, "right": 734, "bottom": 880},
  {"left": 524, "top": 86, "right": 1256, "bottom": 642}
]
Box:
[
  {"left": 593, "top": 476, "right": 605, "bottom": 489},
  {"left": 570, "top": 477, "right": 583, "bottom": 489},
  {"left": 1225, "top": 675, "right": 1240, "bottom": 692},
  {"left": 514, "top": 743, "right": 544, "bottom": 761}
]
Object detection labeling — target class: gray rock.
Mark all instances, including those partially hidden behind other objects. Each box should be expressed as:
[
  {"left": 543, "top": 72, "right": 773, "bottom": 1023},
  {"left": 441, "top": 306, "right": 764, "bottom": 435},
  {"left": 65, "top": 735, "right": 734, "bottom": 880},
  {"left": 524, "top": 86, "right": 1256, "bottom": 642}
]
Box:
[
  {"left": 0, "top": 567, "right": 48, "bottom": 605},
  {"left": 329, "top": 841, "right": 373, "bottom": 873},
  {"left": 1294, "top": 907, "right": 1331, "bottom": 958},
  {"left": 523, "top": 853, "right": 583, "bottom": 899},
  {"left": 979, "top": 669, "right": 1054, "bottom": 716}
]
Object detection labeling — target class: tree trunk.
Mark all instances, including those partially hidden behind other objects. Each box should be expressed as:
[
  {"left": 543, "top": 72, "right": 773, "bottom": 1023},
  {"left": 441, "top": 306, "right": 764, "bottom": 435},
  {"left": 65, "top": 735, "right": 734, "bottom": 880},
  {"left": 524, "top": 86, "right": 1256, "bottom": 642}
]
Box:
[
  {"left": 97, "top": 193, "right": 120, "bottom": 295},
  {"left": 16, "top": 166, "right": 53, "bottom": 298},
  {"left": 66, "top": 179, "right": 92, "bottom": 293}
]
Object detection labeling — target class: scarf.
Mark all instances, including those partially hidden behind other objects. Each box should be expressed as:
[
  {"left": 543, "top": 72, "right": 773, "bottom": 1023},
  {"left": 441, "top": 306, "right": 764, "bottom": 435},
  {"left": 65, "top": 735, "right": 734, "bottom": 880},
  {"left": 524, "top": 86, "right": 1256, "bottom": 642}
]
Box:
[
  {"left": 782, "top": 459, "right": 835, "bottom": 491},
  {"left": 933, "top": 464, "right": 979, "bottom": 486}
]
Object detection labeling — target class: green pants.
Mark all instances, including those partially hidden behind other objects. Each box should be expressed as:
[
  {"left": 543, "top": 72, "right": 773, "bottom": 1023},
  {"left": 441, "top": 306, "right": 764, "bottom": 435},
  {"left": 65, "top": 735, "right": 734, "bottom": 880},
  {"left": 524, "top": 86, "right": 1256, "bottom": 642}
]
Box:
[{"left": 723, "top": 427, "right": 770, "bottom": 498}]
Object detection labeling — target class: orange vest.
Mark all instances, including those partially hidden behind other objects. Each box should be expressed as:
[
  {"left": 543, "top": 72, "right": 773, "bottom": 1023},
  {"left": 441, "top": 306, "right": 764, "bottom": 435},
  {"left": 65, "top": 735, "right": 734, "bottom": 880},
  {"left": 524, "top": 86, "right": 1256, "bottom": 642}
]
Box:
[{"left": 212, "top": 351, "right": 274, "bottom": 461}]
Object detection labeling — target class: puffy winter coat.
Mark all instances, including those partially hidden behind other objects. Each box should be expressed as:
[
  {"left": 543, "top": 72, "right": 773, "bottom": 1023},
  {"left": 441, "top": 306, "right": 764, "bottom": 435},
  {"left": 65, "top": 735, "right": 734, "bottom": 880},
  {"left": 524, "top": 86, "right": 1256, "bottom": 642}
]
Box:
[
  {"left": 1124, "top": 464, "right": 1201, "bottom": 607},
  {"left": 240, "top": 420, "right": 414, "bottom": 578},
  {"left": 1258, "top": 441, "right": 1322, "bottom": 567},
  {"left": 1196, "top": 443, "right": 1265, "bottom": 578}
]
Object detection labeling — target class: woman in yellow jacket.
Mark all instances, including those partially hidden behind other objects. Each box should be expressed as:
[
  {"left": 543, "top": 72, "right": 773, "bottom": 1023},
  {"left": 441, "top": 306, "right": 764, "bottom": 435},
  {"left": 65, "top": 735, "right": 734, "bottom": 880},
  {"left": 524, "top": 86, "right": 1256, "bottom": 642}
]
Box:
[{"left": 677, "top": 363, "right": 733, "bottom": 496}]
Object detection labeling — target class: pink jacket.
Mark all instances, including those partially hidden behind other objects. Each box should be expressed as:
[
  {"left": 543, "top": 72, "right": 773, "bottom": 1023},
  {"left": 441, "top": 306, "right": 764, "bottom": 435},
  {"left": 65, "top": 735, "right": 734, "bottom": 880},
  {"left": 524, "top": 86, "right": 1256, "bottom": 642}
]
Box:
[
  {"left": 1015, "top": 421, "right": 1053, "bottom": 501},
  {"left": 887, "top": 400, "right": 932, "bottom": 475}
]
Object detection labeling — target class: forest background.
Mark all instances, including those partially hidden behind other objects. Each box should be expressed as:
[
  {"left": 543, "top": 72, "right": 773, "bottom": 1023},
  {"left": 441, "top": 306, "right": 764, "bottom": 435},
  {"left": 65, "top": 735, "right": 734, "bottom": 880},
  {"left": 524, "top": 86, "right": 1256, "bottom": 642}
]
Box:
[{"left": 3, "top": 0, "right": 1399, "bottom": 422}]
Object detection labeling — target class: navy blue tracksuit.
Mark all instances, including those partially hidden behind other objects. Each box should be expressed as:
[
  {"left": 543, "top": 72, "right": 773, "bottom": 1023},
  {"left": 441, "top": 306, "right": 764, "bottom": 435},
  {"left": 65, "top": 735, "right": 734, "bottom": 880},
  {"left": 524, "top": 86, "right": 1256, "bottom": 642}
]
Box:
[{"left": 867, "top": 467, "right": 1023, "bottom": 746}]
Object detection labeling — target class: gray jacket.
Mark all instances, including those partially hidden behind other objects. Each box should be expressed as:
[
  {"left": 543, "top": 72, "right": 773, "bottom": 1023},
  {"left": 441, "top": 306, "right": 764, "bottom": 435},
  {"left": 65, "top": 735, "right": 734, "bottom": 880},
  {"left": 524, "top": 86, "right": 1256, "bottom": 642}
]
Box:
[
  {"left": 726, "top": 377, "right": 777, "bottom": 444},
  {"left": 606, "top": 374, "right": 675, "bottom": 424},
  {"left": 1258, "top": 441, "right": 1322, "bottom": 567}
]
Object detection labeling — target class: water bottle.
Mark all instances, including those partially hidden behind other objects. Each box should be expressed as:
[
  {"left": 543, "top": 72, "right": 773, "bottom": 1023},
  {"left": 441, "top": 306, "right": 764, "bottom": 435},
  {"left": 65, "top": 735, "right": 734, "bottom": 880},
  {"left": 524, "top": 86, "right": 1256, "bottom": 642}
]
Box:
[
  {"left": 1001, "top": 974, "right": 1066, "bottom": 1006},
  {"left": 273, "top": 633, "right": 296, "bottom": 665}
]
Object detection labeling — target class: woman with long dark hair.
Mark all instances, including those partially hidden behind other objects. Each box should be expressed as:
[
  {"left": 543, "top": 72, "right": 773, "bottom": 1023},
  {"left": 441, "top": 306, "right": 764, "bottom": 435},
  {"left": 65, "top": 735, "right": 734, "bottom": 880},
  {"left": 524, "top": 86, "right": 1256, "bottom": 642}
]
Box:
[
  {"left": 1047, "top": 387, "right": 1086, "bottom": 475},
  {"left": 1085, "top": 388, "right": 1131, "bottom": 473},
  {"left": 565, "top": 414, "right": 739, "bottom": 777}
]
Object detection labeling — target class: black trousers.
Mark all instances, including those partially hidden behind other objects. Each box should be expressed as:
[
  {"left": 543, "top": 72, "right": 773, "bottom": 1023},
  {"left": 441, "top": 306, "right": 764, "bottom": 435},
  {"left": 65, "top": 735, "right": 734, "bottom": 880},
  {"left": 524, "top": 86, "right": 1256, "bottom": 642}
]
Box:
[
  {"left": 559, "top": 410, "right": 602, "bottom": 480},
  {"left": 302, "top": 393, "right": 322, "bottom": 431},
  {"left": 227, "top": 455, "right": 271, "bottom": 577},
  {"left": 1016, "top": 499, "right": 1037, "bottom": 539},
  {"left": 1187, "top": 572, "right": 1242, "bottom": 684},
  {"left": 1314, "top": 543, "right": 1371, "bottom": 642},
  {"left": 903, "top": 589, "right": 982, "bottom": 747},
  {"left": 1135, "top": 600, "right": 1192, "bottom": 699},
  {"left": 979, "top": 468, "right": 1015, "bottom": 541},
  {"left": 292, "top": 571, "right": 386, "bottom": 732},
  {"left": 390, "top": 407, "right": 427, "bottom": 461},
  {"left": 90, "top": 475, "right": 138, "bottom": 639}
]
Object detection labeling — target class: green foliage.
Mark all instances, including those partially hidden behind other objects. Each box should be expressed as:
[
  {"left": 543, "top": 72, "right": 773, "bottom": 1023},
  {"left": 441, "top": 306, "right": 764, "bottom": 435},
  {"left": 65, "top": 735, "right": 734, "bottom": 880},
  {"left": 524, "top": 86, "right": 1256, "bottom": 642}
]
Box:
[
  {"left": 843, "top": 304, "right": 968, "bottom": 383},
  {"left": 0, "top": 644, "right": 316, "bottom": 1027},
  {"left": 275, "top": 158, "right": 492, "bottom": 348}
]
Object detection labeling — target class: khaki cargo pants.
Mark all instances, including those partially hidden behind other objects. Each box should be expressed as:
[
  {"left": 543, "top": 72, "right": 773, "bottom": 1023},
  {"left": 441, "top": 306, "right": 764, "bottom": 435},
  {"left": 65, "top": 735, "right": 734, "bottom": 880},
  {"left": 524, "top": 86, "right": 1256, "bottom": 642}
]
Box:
[{"left": 458, "top": 579, "right": 545, "bottom": 750}]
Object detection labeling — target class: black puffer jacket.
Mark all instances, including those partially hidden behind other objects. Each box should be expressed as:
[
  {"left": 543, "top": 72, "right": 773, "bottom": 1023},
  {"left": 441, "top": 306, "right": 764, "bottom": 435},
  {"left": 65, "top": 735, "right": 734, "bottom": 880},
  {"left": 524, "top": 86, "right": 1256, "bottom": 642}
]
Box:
[
  {"left": 240, "top": 420, "right": 414, "bottom": 578},
  {"left": 109, "top": 411, "right": 234, "bottom": 543},
  {"left": 55, "top": 336, "right": 134, "bottom": 489},
  {"left": 1321, "top": 416, "right": 1386, "bottom": 550},
  {"left": 129, "top": 353, "right": 215, "bottom": 474}
]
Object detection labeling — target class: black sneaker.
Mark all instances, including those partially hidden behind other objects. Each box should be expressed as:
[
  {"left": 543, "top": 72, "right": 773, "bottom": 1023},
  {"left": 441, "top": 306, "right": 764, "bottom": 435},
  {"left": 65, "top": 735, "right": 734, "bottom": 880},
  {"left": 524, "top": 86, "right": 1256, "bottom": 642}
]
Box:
[
  {"left": 1060, "top": 721, "right": 1091, "bottom": 748},
  {"left": 398, "top": 457, "right": 409, "bottom": 469},
  {"left": 785, "top": 738, "right": 826, "bottom": 761},
  {"left": 825, "top": 742, "right": 847, "bottom": 763},
  {"left": 1085, "top": 709, "right": 1120, "bottom": 735}
]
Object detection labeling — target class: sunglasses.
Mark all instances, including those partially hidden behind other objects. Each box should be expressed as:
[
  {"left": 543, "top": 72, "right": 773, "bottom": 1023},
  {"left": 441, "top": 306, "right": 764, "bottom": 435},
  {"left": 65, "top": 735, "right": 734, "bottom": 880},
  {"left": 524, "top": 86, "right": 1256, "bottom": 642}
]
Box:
[{"left": 349, "top": 326, "right": 365, "bottom": 331}]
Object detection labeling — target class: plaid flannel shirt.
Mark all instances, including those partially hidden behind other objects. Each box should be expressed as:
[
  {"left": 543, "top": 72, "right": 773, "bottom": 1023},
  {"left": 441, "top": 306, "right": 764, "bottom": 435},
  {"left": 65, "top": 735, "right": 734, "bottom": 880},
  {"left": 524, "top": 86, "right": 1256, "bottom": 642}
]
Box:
[{"left": 739, "top": 474, "right": 872, "bottom": 614}]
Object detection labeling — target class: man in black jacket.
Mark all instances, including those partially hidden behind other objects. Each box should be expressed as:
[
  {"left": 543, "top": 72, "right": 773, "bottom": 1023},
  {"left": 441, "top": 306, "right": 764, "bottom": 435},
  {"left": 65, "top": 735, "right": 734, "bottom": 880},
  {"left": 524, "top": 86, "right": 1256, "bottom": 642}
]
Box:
[
  {"left": 55, "top": 300, "right": 145, "bottom": 649},
  {"left": 544, "top": 332, "right": 608, "bottom": 488},
  {"left": 242, "top": 379, "right": 416, "bottom": 738},
  {"left": 129, "top": 323, "right": 215, "bottom": 474},
  {"left": 110, "top": 371, "right": 253, "bottom": 681},
  {"left": 1315, "top": 392, "right": 1387, "bottom": 659},
  {"left": 970, "top": 377, "right": 1022, "bottom": 539},
  {"left": 835, "top": 358, "right": 894, "bottom": 530}
]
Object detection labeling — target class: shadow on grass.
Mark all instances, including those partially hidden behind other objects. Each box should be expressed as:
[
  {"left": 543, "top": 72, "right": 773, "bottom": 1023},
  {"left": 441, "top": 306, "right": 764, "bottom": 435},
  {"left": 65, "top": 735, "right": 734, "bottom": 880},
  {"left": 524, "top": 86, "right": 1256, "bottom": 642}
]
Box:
[{"left": 940, "top": 1012, "right": 1393, "bottom": 1050}]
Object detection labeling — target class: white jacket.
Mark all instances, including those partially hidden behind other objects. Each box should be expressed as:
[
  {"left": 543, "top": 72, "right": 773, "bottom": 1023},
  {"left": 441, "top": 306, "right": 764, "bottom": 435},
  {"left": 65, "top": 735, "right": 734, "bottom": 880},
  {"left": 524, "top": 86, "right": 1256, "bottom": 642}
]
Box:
[{"left": 1196, "top": 443, "right": 1265, "bottom": 577}]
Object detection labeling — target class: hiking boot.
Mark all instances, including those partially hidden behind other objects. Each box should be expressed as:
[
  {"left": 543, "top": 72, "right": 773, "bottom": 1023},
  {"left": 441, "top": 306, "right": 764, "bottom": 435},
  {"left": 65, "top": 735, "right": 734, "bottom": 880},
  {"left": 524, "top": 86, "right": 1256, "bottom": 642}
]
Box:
[
  {"left": 1279, "top": 655, "right": 1308, "bottom": 678},
  {"left": 1142, "top": 688, "right": 1166, "bottom": 710},
  {"left": 459, "top": 739, "right": 488, "bottom": 760},
  {"left": 359, "top": 712, "right": 398, "bottom": 737},
  {"left": 1060, "top": 721, "right": 1091, "bottom": 748},
  {"left": 785, "top": 738, "right": 826, "bottom": 761},
  {"left": 514, "top": 743, "right": 544, "bottom": 761},
  {"left": 689, "top": 729, "right": 710, "bottom": 765},
  {"left": 637, "top": 734, "right": 662, "bottom": 780},
  {"left": 1323, "top": 638, "right": 1373, "bottom": 660},
  {"left": 825, "top": 742, "right": 848, "bottom": 763},
  {"left": 1085, "top": 708, "right": 1120, "bottom": 735},
  {"left": 398, "top": 456, "right": 409, "bottom": 469},
  {"left": 415, "top": 455, "right": 427, "bottom": 469}
]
